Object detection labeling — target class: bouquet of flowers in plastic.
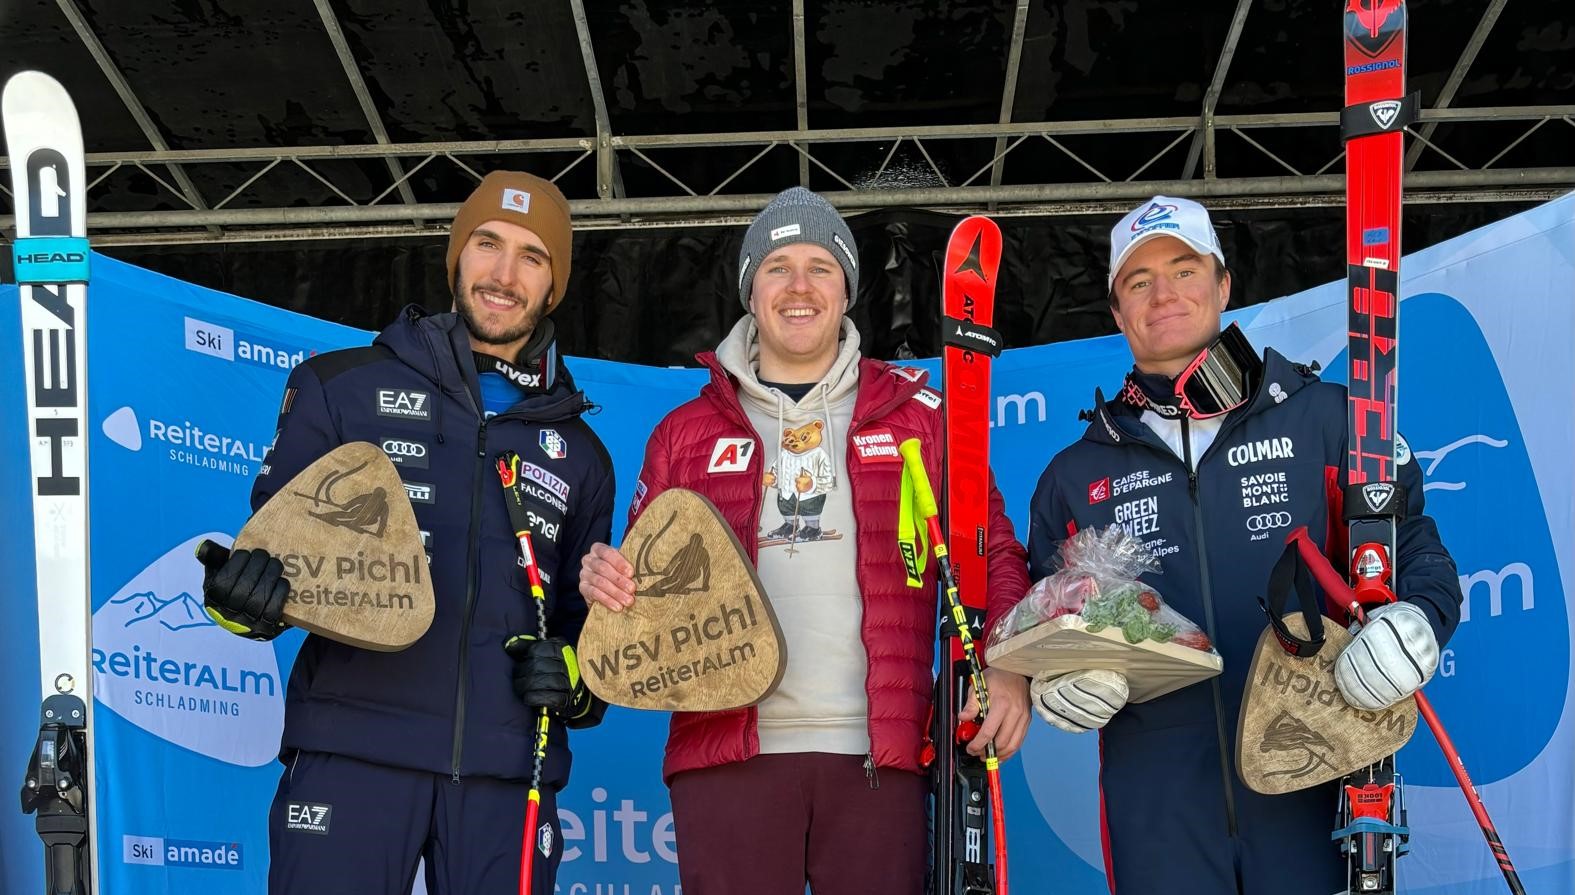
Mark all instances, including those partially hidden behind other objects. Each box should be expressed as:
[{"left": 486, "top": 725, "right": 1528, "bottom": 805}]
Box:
[{"left": 984, "top": 526, "right": 1222, "bottom": 703}]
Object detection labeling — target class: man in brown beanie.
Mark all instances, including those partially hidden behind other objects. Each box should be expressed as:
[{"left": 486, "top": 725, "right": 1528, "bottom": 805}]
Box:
[
  {"left": 576, "top": 186, "right": 1033, "bottom": 894},
  {"left": 200, "top": 171, "right": 615, "bottom": 894}
]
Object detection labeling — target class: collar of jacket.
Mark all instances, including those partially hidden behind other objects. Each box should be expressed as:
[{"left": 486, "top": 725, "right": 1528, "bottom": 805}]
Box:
[
  {"left": 374, "top": 303, "right": 588, "bottom": 422},
  {"left": 1080, "top": 347, "right": 1320, "bottom": 447},
  {"left": 695, "top": 335, "right": 931, "bottom": 435}
]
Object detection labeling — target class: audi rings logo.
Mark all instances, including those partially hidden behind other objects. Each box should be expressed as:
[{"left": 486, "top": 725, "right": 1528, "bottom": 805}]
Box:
[
  {"left": 1246, "top": 512, "right": 1292, "bottom": 532},
  {"left": 379, "top": 437, "right": 429, "bottom": 469}
]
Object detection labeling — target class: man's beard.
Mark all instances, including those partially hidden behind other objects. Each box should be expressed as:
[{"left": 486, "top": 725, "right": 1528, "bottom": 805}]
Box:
[{"left": 454, "top": 277, "right": 545, "bottom": 352}]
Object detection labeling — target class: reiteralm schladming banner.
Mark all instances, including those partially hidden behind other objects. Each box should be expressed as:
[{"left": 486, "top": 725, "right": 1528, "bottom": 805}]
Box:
[{"left": 2, "top": 194, "right": 1571, "bottom": 894}]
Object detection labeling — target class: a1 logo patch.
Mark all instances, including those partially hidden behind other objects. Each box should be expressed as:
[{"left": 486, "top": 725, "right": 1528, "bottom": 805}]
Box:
[{"left": 707, "top": 438, "right": 754, "bottom": 473}]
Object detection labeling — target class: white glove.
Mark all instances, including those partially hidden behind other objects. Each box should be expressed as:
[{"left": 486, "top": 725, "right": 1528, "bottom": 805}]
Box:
[
  {"left": 1335, "top": 602, "right": 1440, "bottom": 711},
  {"left": 1030, "top": 669, "right": 1128, "bottom": 734}
]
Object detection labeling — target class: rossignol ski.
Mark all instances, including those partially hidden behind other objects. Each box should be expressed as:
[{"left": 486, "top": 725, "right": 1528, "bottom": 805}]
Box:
[
  {"left": 1337, "top": 4, "right": 1524, "bottom": 893},
  {"left": 930, "top": 215, "right": 1006, "bottom": 895},
  {"left": 6, "top": 70, "right": 97, "bottom": 895}
]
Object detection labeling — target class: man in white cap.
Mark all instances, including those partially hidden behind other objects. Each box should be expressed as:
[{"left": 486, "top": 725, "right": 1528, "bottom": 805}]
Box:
[
  {"left": 577, "top": 186, "right": 1032, "bottom": 893},
  {"left": 1023, "top": 196, "right": 1463, "bottom": 894}
]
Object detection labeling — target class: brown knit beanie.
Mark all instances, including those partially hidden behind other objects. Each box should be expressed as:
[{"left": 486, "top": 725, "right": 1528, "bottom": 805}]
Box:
[{"left": 445, "top": 171, "right": 573, "bottom": 311}]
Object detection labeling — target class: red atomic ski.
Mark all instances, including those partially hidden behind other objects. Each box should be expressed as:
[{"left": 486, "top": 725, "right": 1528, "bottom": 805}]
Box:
[{"left": 933, "top": 214, "right": 1006, "bottom": 895}]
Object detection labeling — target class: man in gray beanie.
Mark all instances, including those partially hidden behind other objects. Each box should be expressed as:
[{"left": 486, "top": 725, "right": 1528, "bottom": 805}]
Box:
[{"left": 578, "top": 187, "right": 1032, "bottom": 893}]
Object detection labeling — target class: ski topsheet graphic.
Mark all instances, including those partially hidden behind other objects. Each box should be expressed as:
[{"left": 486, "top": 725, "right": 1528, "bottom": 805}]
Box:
[{"left": 7, "top": 70, "right": 97, "bottom": 894}]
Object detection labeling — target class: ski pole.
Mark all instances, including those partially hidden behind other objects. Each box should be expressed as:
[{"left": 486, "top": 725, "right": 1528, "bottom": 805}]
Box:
[
  {"left": 497, "top": 451, "right": 553, "bottom": 895},
  {"left": 1285, "top": 528, "right": 1525, "bottom": 895},
  {"left": 898, "top": 438, "right": 1008, "bottom": 895}
]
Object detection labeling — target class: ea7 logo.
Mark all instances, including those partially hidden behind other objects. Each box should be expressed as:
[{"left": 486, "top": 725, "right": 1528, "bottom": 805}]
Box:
[
  {"left": 1362, "top": 482, "right": 1396, "bottom": 513},
  {"left": 1369, "top": 99, "right": 1403, "bottom": 130},
  {"left": 285, "top": 802, "right": 332, "bottom": 835},
  {"left": 376, "top": 389, "right": 431, "bottom": 420}
]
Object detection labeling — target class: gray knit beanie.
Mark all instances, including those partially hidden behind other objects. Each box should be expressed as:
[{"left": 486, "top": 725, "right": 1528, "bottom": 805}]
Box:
[{"left": 736, "top": 187, "right": 859, "bottom": 310}]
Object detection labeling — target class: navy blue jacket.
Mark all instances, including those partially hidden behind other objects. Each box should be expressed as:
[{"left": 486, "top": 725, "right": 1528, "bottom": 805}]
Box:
[
  {"left": 1027, "top": 349, "right": 1463, "bottom": 893},
  {"left": 253, "top": 306, "right": 614, "bottom": 787}
]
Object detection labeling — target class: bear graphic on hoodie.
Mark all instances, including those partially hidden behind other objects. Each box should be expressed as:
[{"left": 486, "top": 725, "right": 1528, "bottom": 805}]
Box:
[{"left": 762, "top": 420, "right": 836, "bottom": 542}]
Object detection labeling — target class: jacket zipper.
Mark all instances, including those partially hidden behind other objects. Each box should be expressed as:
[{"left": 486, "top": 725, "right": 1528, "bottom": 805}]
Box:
[
  {"left": 1181, "top": 415, "right": 1239, "bottom": 836},
  {"left": 450, "top": 419, "right": 488, "bottom": 783}
]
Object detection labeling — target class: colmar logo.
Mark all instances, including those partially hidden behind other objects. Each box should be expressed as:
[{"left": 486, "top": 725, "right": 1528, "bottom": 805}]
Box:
[{"left": 1227, "top": 437, "right": 1295, "bottom": 467}]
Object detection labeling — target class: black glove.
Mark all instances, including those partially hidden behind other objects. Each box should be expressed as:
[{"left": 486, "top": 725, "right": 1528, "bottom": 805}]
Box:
[
  {"left": 196, "top": 541, "right": 290, "bottom": 641},
  {"left": 503, "top": 635, "right": 605, "bottom": 729}
]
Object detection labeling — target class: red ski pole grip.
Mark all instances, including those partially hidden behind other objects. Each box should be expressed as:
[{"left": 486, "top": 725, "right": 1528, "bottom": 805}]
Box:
[{"left": 1283, "top": 527, "right": 1366, "bottom": 619}]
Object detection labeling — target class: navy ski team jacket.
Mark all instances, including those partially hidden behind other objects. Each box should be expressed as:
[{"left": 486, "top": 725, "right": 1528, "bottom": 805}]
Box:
[
  {"left": 1027, "top": 349, "right": 1463, "bottom": 893},
  {"left": 252, "top": 306, "right": 614, "bottom": 787}
]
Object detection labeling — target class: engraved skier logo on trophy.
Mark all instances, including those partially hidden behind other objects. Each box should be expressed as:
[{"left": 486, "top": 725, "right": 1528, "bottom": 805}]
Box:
[
  {"left": 633, "top": 510, "right": 711, "bottom": 598},
  {"left": 293, "top": 459, "right": 390, "bottom": 539},
  {"left": 1259, "top": 710, "right": 1338, "bottom": 782}
]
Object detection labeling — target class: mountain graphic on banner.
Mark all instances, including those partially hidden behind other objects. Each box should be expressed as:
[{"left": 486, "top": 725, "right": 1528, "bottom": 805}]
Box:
[
  {"left": 92, "top": 533, "right": 286, "bottom": 767},
  {"left": 115, "top": 590, "right": 213, "bottom": 632}
]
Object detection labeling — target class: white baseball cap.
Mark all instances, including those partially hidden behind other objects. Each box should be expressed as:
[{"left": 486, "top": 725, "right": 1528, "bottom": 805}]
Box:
[{"left": 1107, "top": 195, "right": 1226, "bottom": 290}]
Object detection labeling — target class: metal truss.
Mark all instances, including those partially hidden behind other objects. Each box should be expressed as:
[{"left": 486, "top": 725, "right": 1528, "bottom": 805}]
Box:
[
  {"left": 2, "top": 105, "right": 1572, "bottom": 245},
  {"left": 1, "top": 0, "right": 1570, "bottom": 245}
]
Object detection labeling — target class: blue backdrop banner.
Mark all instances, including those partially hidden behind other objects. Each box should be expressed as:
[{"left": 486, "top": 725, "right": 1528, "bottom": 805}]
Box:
[{"left": 3, "top": 193, "right": 1571, "bottom": 894}]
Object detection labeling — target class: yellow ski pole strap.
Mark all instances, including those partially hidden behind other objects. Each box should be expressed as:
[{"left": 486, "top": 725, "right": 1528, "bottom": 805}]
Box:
[
  {"left": 898, "top": 438, "right": 941, "bottom": 588},
  {"left": 898, "top": 461, "right": 929, "bottom": 588}
]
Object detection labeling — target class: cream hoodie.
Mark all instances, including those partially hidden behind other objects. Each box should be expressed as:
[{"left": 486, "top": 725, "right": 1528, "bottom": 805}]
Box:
[{"left": 716, "top": 316, "right": 869, "bottom": 756}]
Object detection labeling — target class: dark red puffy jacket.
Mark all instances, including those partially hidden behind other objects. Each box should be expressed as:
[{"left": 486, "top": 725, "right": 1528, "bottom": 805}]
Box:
[{"left": 629, "top": 352, "right": 1029, "bottom": 782}]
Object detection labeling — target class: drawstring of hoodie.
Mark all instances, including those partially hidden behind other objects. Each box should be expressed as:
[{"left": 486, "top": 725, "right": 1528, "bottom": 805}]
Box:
[
  {"left": 819, "top": 382, "right": 837, "bottom": 489},
  {"left": 773, "top": 391, "right": 786, "bottom": 488}
]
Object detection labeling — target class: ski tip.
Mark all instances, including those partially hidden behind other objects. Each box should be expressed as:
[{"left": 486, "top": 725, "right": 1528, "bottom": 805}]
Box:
[{"left": 3, "top": 70, "right": 80, "bottom": 130}]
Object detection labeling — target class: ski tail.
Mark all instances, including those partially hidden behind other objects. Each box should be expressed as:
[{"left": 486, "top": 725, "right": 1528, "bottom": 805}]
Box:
[{"left": 6, "top": 70, "right": 96, "bottom": 895}]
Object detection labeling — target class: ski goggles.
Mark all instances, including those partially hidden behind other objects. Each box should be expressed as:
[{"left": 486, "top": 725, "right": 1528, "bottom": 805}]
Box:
[{"left": 1174, "top": 323, "right": 1260, "bottom": 419}]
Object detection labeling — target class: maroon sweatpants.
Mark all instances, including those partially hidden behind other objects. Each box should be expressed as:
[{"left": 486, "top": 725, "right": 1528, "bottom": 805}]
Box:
[{"left": 668, "top": 753, "right": 927, "bottom": 895}]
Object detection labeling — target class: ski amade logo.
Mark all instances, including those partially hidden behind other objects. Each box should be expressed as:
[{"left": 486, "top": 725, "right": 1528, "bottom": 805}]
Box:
[
  {"left": 1333, "top": 292, "right": 1567, "bottom": 786},
  {"left": 184, "top": 315, "right": 317, "bottom": 371},
  {"left": 92, "top": 533, "right": 285, "bottom": 767},
  {"left": 101, "top": 405, "right": 271, "bottom": 478}
]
